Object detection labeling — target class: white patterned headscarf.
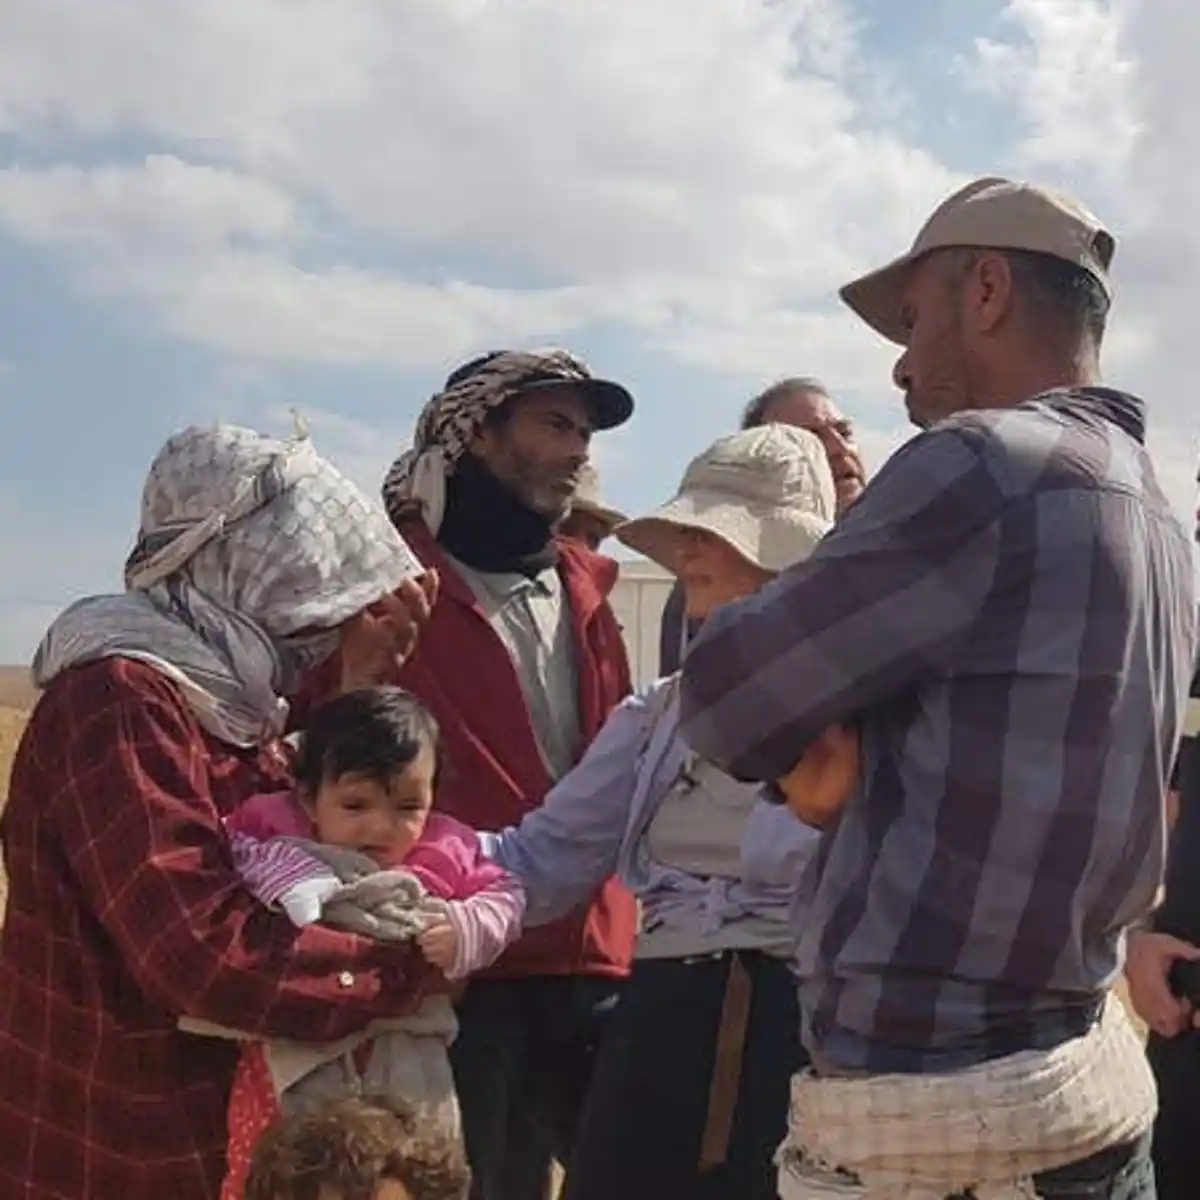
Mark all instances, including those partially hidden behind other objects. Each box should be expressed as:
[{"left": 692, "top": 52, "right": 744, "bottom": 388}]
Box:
[
  {"left": 33, "top": 424, "right": 424, "bottom": 748},
  {"left": 382, "top": 347, "right": 634, "bottom": 534}
]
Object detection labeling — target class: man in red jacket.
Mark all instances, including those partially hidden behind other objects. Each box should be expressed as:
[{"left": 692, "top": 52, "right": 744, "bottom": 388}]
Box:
[{"left": 380, "top": 348, "right": 638, "bottom": 1200}]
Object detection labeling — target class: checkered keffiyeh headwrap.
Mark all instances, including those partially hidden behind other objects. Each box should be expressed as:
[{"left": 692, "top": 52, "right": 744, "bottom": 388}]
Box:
[{"left": 382, "top": 348, "right": 599, "bottom": 534}]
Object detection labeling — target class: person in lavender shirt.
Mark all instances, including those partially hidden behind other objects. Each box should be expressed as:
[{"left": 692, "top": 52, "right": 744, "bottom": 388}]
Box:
[{"left": 482, "top": 424, "right": 837, "bottom": 1200}]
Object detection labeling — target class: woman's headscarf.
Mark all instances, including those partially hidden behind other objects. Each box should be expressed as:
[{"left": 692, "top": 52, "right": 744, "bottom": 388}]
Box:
[
  {"left": 33, "top": 424, "right": 423, "bottom": 747},
  {"left": 381, "top": 347, "right": 633, "bottom": 534}
]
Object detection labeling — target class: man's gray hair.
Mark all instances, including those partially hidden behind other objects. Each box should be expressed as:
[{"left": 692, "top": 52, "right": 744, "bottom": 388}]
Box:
[
  {"left": 741, "top": 376, "right": 830, "bottom": 430},
  {"left": 938, "top": 246, "right": 1110, "bottom": 347}
]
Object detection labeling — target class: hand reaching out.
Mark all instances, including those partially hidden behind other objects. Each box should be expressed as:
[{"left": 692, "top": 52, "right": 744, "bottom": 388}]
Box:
[
  {"left": 416, "top": 915, "right": 460, "bottom": 974},
  {"left": 1125, "top": 928, "right": 1200, "bottom": 1038}
]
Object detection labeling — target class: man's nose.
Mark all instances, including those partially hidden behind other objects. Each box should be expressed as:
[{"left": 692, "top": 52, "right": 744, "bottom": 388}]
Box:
[
  {"left": 892, "top": 352, "right": 911, "bottom": 392},
  {"left": 569, "top": 423, "right": 593, "bottom": 455},
  {"left": 823, "top": 425, "right": 850, "bottom": 452}
]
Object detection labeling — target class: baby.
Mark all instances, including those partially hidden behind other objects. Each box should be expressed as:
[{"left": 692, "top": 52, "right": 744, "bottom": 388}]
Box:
[{"left": 217, "top": 686, "right": 523, "bottom": 1198}]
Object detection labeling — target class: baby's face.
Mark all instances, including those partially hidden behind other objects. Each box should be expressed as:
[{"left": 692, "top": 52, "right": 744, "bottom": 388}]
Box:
[{"left": 307, "top": 743, "right": 435, "bottom": 865}]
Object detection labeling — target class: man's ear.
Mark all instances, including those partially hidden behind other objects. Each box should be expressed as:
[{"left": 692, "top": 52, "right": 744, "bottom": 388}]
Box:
[
  {"left": 468, "top": 425, "right": 495, "bottom": 460},
  {"left": 970, "top": 251, "right": 1016, "bottom": 338}
]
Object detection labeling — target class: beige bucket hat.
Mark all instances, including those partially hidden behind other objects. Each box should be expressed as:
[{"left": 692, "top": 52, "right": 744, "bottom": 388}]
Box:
[
  {"left": 616, "top": 424, "right": 836, "bottom": 574},
  {"left": 840, "top": 176, "right": 1116, "bottom": 345},
  {"left": 569, "top": 463, "right": 629, "bottom": 528}
]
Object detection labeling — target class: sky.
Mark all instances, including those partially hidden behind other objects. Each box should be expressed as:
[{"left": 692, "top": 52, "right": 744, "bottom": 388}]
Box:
[{"left": 0, "top": 0, "right": 1196, "bottom": 663}]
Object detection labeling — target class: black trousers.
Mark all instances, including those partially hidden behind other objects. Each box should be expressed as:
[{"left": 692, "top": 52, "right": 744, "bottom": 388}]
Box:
[
  {"left": 1148, "top": 1029, "right": 1200, "bottom": 1199},
  {"left": 449, "top": 975, "right": 622, "bottom": 1200},
  {"left": 562, "top": 950, "right": 804, "bottom": 1200}
]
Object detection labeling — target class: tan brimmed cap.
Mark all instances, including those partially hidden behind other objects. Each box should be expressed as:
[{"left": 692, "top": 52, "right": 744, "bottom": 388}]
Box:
[
  {"left": 569, "top": 463, "right": 628, "bottom": 528},
  {"left": 840, "top": 176, "right": 1116, "bottom": 345},
  {"left": 616, "top": 424, "right": 835, "bottom": 574}
]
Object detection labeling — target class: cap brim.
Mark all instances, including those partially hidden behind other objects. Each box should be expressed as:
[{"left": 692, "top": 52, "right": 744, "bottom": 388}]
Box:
[
  {"left": 570, "top": 498, "right": 629, "bottom": 528},
  {"left": 615, "top": 491, "right": 830, "bottom": 575},
  {"left": 838, "top": 251, "right": 920, "bottom": 346},
  {"left": 519, "top": 377, "right": 634, "bottom": 431}
]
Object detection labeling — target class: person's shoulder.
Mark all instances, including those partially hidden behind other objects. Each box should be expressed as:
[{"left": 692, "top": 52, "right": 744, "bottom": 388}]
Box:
[
  {"left": 845, "top": 420, "right": 1000, "bottom": 517},
  {"left": 892, "top": 407, "right": 1070, "bottom": 507},
  {"left": 10, "top": 659, "right": 202, "bottom": 814},
  {"left": 915, "top": 408, "right": 1027, "bottom": 460},
  {"left": 31, "top": 656, "right": 194, "bottom": 737},
  {"left": 930, "top": 397, "right": 1112, "bottom": 486}
]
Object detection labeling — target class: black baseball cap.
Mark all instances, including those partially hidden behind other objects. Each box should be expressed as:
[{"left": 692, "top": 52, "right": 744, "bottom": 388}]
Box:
[{"left": 443, "top": 348, "right": 634, "bottom": 430}]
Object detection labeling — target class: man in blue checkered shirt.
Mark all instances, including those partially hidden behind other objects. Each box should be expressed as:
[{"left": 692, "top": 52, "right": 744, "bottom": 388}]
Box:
[{"left": 681, "top": 177, "right": 1196, "bottom": 1198}]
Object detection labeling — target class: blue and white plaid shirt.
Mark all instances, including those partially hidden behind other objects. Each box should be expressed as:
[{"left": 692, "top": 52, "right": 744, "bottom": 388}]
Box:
[{"left": 681, "top": 388, "right": 1197, "bottom": 1073}]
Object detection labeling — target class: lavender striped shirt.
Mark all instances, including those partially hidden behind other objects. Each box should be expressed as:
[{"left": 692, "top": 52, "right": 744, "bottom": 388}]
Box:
[{"left": 681, "top": 388, "right": 1197, "bottom": 1073}]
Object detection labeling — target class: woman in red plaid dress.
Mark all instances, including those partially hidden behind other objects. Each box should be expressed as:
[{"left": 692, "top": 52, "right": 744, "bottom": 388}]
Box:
[{"left": 0, "top": 422, "right": 442, "bottom": 1200}]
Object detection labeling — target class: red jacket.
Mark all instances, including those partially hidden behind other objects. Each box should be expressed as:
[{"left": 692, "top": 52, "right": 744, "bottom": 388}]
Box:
[{"left": 348, "top": 520, "right": 635, "bottom": 980}]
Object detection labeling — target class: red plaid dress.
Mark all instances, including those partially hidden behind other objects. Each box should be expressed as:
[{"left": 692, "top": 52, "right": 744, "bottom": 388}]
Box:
[{"left": 0, "top": 657, "right": 431, "bottom": 1199}]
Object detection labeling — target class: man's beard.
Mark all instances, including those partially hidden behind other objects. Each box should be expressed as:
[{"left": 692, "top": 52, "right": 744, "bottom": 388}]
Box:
[{"left": 502, "top": 464, "right": 577, "bottom": 520}]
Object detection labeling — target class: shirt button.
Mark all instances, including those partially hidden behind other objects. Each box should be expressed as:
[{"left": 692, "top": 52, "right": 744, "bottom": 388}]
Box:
[{"left": 338, "top": 971, "right": 354, "bottom": 988}]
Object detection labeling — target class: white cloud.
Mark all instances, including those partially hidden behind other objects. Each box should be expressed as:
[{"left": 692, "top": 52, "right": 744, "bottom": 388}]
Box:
[
  {"left": 0, "top": 2, "right": 905, "bottom": 289},
  {"left": 954, "top": 0, "right": 1197, "bottom": 522},
  {"left": 163, "top": 256, "right": 599, "bottom": 367},
  {"left": 1, "top": 0, "right": 1199, "bottom": 663},
  {"left": 0, "top": 156, "right": 295, "bottom": 251},
  {"left": 659, "top": 305, "right": 899, "bottom": 395},
  {"left": 0, "top": 0, "right": 960, "bottom": 372},
  {"left": 963, "top": 0, "right": 1140, "bottom": 177},
  {"left": 0, "top": 1, "right": 379, "bottom": 157},
  {"left": 0, "top": 157, "right": 604, "bottom": 365}
]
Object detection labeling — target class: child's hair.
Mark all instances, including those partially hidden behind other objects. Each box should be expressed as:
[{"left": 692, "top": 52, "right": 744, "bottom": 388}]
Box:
[
  {"left": 293, "top": 686, "right": 440, "bottom": 794},
  {"left": 244, "top": 1094, "right": 470, "bottom": 1200}
]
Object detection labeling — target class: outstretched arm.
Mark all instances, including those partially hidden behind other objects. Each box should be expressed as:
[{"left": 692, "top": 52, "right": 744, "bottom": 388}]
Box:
[{"left": 481, "top": 687, "right": 659, "bottom": 925}]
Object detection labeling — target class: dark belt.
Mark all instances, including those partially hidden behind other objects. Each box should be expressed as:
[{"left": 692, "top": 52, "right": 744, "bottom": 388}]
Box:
[{"left": 698, "top": 952, "right": 754, "bottom": 1172}]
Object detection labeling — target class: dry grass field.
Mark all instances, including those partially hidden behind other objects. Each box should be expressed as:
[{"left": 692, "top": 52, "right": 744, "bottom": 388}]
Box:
[
  {"left": 0, "top": 666, "right": 37, "bottom": 911},
  {"left": 1, "top": 713, "right": 25, "bottom": 911}
]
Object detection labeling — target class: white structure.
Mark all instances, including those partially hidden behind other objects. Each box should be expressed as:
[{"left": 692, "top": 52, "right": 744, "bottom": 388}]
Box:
[{"left": 608, "top": 556, "right": 675, "bottom": 689}]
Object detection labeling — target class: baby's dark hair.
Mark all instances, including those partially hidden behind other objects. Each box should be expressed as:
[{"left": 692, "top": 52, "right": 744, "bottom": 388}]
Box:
[
  {"left": 244, "top": 1094, "right": 470, "bottom": 1200},
  {"left": 293, "top": 686, "right": 440, "bottom": 794}
]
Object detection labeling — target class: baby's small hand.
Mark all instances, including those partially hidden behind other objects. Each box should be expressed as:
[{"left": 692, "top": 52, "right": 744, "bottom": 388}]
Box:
[
  {"left": 416, "top": 916, "right": 459, "bottom": 972},
  {"left": 776, "top": 723, "right": 860, "bottom": 829}
]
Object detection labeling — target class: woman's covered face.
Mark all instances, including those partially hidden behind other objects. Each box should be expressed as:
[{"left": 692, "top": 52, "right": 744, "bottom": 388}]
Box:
[{"left": 676, "top": 528, "right": 773, "bottom": 619}]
